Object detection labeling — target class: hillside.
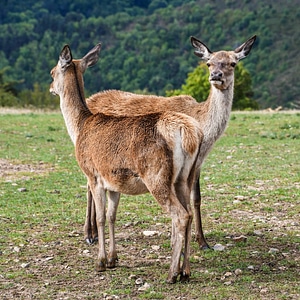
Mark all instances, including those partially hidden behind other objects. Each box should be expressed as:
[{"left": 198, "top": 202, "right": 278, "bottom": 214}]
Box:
[{"left": 0, "top": 0, "right": 299, "bottom": 108}]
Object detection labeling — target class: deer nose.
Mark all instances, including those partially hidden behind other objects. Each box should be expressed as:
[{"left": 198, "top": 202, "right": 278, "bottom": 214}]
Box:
[{"left": 211, "top": 71, "right": 223, "bottom": 80}]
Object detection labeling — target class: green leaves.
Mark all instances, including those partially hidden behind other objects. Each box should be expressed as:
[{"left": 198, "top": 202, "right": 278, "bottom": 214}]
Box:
[{"left": 166, "top": 62, "right": 259, "bottom": 110}]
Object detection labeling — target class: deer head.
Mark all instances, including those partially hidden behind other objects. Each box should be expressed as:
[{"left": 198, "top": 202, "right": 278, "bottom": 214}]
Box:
[
  {"left": 50, "top": 43, "right": 101, "bottom": 96},
  {"left": 190, "top": 35, "right": 256, "bottom": 90}
]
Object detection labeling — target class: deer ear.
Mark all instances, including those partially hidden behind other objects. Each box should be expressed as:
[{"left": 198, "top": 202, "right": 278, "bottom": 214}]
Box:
[
  {"left": 190, "top": 36, "right": 212, "bottom": 61},
  {"left": 234, "top": 35, "right": 257, "bottom": 61},
  {"left": 80, "top": 43, "right": 102, "bottom": 72},
  {"left": 59, "top": 45, "right": 72, "bottom": 68}
]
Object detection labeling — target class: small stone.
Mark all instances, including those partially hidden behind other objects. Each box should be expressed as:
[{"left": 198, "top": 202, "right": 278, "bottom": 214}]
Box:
[
  {"left": 21, "top": 262, "right": 30, "bottom": 268},
  {"left": 260, "top": 288, "right": 269, "bottom": 294},
  {"left": 232, "top": 235, "right": 247, "bottom": 243},
  {"left": 268, "top": 248, "right": 279, "bottom": 254},
  {"left": 234, "top": 268, "right": 243, "bottom": 275},
  {"left": 234, "top": 195, "right": 246, "bottom": 200},
  {"left": 253, "top": 230, "right": 263, "bottom": 236},
  {"left": 135, "top": 278, "right": 143, "bottom": 285},
  {"left": 143, "top": 231, "right": 158, "bottom": 237},
  {"left": 83, "top": 249, "right": 90, "bottom": 254},
  {"left": 44, "top": 256, "right": 54, "bottom": 261},
  {"left": 13, "top": 246, "right": 20, "bottom": 253},
  {"left": 138, "top": 282, "right": 151, "bottom": 291},
  {"left": 224, "top": 281, "right": 232, "bottom": 285},
  {"left": 151, "top": 245, "right": 160, "bottom": 251},
  {"left": 17, "top": 187, "right": 27, "bottom": 192},
  {"left": 224, "top": 272, "right": 232, "bottom": 277},
  {"left": 247, "top": 265, "right": 255, "bottom": 270},
  {"left": 129, "top": 274, "right": 137, "bottom": 280},
  {"left": 233, "top": 200, "right": 241, "bottom": 204},
  {"left": 213, "top": 244, "right": 225, "bottom": 251}
]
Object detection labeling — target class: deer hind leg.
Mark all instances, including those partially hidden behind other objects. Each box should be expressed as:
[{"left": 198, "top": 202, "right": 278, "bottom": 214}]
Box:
[
  {"left": 106, "top": 190, "right": 120, "bottom": 268},
  {"left": 174, "top": 178, "right": 193, "bottom": 283},
  {"left": 88, "top": 179, "right": 107, "bottom": 272},
  {"left": 151, "top": 186, "right": 190, "bottom": 284},
  {"left": 84, "top": 184, "right": 98, "bottom": 245},
  {"left": 191, "top": 171, "right": 210, "bottom": 250},
  {"left": 168, "top": 203, "right": 191, "bottom": 284}
]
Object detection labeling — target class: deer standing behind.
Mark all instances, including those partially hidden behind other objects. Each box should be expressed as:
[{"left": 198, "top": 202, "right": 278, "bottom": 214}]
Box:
[
  {"left": 85, "top": 35, "right": 257, "bottom": 249},
  {"left": 49, "top": 43, "right": 203, "bottom": 283}
]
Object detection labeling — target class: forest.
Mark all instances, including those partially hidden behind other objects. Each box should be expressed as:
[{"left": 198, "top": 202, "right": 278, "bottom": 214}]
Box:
[{"left": 0, "top": 0, "right": 299, "bottom": 109}]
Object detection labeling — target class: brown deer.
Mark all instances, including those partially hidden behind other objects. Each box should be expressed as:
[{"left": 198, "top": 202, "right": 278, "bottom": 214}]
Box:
[
  {"left": 49, "top": 43, "right": 203, "bottom": 283},
  {"left": 85, "top": 35, "right": 257, "bottom": 250}
]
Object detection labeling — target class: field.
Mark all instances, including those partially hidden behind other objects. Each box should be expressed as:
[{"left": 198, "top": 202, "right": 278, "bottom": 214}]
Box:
[{"left": 0, "top": 110, "right": 299, "bottom": 299}]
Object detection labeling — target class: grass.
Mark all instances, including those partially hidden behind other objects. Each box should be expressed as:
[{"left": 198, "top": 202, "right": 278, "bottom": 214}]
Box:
[{"left": 0, "top": 110, "right": 299, "bottom": 299}]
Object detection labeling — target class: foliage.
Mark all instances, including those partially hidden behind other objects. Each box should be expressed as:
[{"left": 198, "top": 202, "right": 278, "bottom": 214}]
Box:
[
  {"left": 167, "top": 62, "right": 259, "bottom": 110},
  {"left": 0, "top": 68, "right": 20, "bottom": 107},
  {"left": 0, "top": 0, "right": 299, "bottom": 109}
]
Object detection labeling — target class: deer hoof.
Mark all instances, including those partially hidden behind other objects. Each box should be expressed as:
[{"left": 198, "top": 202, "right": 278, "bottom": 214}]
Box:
[
  {"left": 180, "top": 272, "right": 190, "bottom": 283},
  {"left": 166, "top": 273, "right": 178, "bottom": 284},
  {"left": 95, "top": 260, "right": 107, "bottom": 272},
  {"left": 107, "top": 256, "right": 118, "bottom": 268},
  {"left": 85, "top": 236, "right": 98, "bottom": 245}
]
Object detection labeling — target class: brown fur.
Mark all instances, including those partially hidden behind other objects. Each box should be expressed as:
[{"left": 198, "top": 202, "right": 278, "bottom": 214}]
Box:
[{"left": 49, "top": 43, "right": 203, "bottom": 283}]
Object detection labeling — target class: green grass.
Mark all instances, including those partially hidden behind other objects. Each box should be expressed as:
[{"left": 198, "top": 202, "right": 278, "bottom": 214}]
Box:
[{"left": 0, "top": 111, "right": 299, "bottom": 299}]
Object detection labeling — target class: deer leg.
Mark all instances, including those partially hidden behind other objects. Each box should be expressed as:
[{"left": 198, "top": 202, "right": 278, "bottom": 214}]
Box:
[
  {"left": 191, "top": 171, "right": 210, "bottom": 250},
  {"left": 167, "top": 207, "right": 190, "bottom": 284},
  {"left": 106, "top": 191, "right": 120, "bottom": 268},
  {"left": 84, "top": 184, "right": 98, "bottom": 244},
  {"left": 91, "top": 192, "right": 98, "bottom": 242},
  {"left": 180, "top": 208, "right": 193, "bottom": 283},
  {"left": 174, "top": 179, "right": 193, "bottom": 282},
  {"left": 89, "top": 181, "right": 107, "bottom": 272}
]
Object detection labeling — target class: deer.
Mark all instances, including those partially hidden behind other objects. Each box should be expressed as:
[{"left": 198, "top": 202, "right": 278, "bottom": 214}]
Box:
[
  {"left": 85, "top": 35, "right": 257, "bottom": 250},
  {"left": 49, "top": 43, "right": 204, "bottom": 283}
]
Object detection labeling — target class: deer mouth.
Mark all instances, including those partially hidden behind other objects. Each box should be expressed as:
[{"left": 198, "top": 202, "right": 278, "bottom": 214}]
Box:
[{"left": 210, "top": 78, "right": 224, "bottom": 86}]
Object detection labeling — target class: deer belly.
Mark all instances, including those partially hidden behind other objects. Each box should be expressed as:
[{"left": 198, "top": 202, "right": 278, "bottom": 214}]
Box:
[{"left": 103, "top": 168, "right": 149, "bottom": 195}]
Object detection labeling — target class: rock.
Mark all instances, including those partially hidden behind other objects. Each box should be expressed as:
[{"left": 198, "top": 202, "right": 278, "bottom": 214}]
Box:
[
  {"left": 135, "top": 278, "right": 143, "bottom": 285},
  {"left": 151, "top": 245, "right": 160, "bottom": 251},
  {"left": 225, "top": 272, "right": 233, "bottom": 277},
  {"left": 234, "top": 268, "right": 243, "bottom": 275},
  {"left": 17, "top": 187, "right": 27, "bottom": 192},
  {"left": 232, "top": 235, "right": 247, "bottom": 243},
  {"left": 268, "top": 248, "right": 279, "bottom": 254},
  {"left": 233, "top": 200, "right": 242, "bottom": 204},
  {"left": 213, "top": 244, "right": 225, "bottom": 251},
  {"left": 138, "top": 282, "right": 151, "bottom": 291},
  {"left": 21, "top": 262, "right": 30, "bottom": 268},
  {"left": 253, "top": 230, "right": 263, "bottom": 236},
  {"left": 234, "top": 195, "right": 246, "bottom": 200},
  {"left": 142, "top": 230, "right": 158, "bottom": 237},
  {"left": 13, "top": 246, "right": 20, "bottom": 252}
]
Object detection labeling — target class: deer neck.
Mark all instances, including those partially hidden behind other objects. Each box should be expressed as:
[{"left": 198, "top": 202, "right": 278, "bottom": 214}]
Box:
[
  {"left": 202, "top": 81, "right": 234, "bottom": 142},
  {"left": 60, "top": 67, "right": 91, "bottom": 145}
]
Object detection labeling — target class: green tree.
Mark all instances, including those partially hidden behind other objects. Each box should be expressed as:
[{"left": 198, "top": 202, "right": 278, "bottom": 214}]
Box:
[
  {"left": 0, "top": 68, "right": 20, "bottom": 107},
  {"left": 166, "top": 62, "right": 259, "bottom": 110}
]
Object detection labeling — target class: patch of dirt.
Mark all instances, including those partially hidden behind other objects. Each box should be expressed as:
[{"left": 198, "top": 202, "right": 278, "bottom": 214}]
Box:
[{"left": 0, "top": 158, "right": 52, "bottom": 181}]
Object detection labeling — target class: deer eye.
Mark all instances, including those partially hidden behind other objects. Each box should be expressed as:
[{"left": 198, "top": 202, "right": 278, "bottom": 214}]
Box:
[
  {"left": 231, "top": 62, "right": 236, "bottom": 67},
  {"left": 206, "top": 62, "right": 211, "bottom": 67}
]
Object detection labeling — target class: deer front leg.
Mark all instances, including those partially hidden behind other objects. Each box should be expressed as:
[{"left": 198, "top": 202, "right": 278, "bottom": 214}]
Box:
[
  {"left": 191, "top": 171, "right": 210, "bottom": 250},
  {"left": 106, "top": 191, "right": 120, "bottom": 268},
  {"left": 84, "top": 184, "right": 98, "bottom": 244}
]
